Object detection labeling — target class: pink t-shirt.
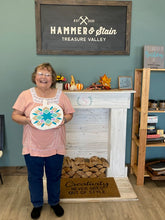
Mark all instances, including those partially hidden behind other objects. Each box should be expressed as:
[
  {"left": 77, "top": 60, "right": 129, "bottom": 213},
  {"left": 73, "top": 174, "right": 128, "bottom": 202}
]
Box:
[{"left": 12, "top": 88, "right": 75, "bottom": 157}]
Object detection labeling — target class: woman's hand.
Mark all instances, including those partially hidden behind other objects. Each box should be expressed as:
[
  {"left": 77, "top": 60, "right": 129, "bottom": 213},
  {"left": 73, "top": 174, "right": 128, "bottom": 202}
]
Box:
[
  {"left": 58, "top": 113, "right": 73, "bottom": 128},
  {"left": 12, "top": 110, "right": 33, "bottom": 127},
  {"left": 63, "top": 113, "right": 73, "bottom": 124}
]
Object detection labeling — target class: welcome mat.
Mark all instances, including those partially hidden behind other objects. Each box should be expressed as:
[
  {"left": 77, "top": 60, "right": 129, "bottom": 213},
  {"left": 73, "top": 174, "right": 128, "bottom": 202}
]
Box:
[{"left": 60, "top": 177, "right": 120, "bottom": 199}]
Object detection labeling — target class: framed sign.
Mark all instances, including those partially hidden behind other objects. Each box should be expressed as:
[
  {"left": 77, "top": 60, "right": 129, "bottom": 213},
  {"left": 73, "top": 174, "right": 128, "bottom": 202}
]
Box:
[
  {"left": 144, "top": 45, "right": 164, "bottom": 69},
  {"left": 118, "top": 76, "right": 132, "bottom": 90},
  {"left": 35, "top": 0, "right": 132, "bottom": 55}
]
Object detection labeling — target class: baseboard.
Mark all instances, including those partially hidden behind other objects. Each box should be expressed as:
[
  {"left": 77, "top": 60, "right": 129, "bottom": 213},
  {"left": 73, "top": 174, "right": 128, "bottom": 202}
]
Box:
[{"left": 0, "top": 166, "right": 27, "bottom": 176}]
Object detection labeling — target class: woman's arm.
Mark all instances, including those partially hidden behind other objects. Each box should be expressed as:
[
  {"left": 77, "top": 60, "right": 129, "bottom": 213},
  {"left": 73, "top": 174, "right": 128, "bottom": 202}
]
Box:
[
  {"left": 12, "top": 109, "right": 31, "bottom": 125},
  {"left": 63, "top": 113, "right": 73, "bottom": 124}
]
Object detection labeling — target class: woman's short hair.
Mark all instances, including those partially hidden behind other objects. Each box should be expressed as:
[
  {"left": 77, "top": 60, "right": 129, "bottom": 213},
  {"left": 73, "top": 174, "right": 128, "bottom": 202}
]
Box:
[{"left": 32, "top": 63, "right": 57, "bottom": 88}]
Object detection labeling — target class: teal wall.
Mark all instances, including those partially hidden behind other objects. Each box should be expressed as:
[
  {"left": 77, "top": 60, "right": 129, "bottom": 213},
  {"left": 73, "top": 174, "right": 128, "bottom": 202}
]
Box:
[{"left": 1, "top": 0, "right": 165, "bottom": 166}]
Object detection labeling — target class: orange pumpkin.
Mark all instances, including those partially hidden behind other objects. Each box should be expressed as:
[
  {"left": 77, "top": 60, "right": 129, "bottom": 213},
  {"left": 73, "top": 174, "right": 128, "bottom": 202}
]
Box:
[{"left": 76, "top": 83, "right": 83, "bottom": 90}]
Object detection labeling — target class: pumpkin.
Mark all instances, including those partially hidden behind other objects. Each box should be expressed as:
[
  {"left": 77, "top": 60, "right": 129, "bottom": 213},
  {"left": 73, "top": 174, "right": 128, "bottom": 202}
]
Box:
[
  {"left": 64, "top": 83, "right": 71, "bottom": 90},
  {"left": 76, "top": 83, "right": 84, "bottom": 90},
  {"left": 69, "top": 84, "right": 77, "bottom": 91}
]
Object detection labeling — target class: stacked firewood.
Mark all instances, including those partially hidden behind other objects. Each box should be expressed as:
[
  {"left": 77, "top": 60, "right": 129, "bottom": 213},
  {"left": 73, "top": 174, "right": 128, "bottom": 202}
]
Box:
[{"left": 62, "top": 156, "right": 109, "bottom": 178}]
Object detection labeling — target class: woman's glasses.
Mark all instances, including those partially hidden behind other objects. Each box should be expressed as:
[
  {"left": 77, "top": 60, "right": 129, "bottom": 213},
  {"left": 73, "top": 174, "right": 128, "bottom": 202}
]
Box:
[{"left": 37, "top": 72, "right": 52, "bottom": 77}]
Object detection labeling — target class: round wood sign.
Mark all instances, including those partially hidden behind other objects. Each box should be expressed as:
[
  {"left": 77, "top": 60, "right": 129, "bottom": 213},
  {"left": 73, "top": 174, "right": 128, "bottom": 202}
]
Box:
[{"left": 30, "top": 102, "right": 63, "bottom": 130}]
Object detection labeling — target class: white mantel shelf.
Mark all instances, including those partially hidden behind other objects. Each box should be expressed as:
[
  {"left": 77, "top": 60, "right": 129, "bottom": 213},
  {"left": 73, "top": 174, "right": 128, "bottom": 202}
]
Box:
[
  {"left": 64, "top": 89, "right": 134, "bottom": 108},
  {"left": 64, "top": 89, "right": 135, "bottom": 178}
]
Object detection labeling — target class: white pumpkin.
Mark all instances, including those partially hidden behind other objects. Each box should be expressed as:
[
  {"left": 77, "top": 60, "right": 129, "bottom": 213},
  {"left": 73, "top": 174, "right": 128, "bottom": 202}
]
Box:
[{"left": 69, "top": 84, "right": 77, "bottom": 91}]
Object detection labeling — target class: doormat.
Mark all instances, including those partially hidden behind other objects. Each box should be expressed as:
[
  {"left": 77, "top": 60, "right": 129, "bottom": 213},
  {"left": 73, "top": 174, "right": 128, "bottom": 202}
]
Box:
[{"left": 60, "top": 177, "right": 120, "bottom": 199}]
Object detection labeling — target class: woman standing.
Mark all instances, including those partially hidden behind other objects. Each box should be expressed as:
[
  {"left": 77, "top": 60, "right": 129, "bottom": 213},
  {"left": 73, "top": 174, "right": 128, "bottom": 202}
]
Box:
[{"left": 12, "top": 63, "right": 74, "bottom": 219}]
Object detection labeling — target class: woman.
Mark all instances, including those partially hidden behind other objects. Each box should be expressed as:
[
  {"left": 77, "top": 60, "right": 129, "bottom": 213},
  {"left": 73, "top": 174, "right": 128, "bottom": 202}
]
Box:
[{"left": 12, "top": 63, "right": 74, "bottom": 219}]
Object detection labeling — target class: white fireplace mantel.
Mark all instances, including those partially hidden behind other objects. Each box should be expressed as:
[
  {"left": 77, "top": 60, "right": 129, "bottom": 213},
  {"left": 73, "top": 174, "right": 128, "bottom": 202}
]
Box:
[{"left": 64, "top": 90, "right": 135, "bottom": 177}]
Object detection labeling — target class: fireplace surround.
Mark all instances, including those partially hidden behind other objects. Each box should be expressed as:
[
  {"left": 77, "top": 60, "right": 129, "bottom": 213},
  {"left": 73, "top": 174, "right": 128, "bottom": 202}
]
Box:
[{"left": 64, "top": 90, "right": 134, "bottom": 178}]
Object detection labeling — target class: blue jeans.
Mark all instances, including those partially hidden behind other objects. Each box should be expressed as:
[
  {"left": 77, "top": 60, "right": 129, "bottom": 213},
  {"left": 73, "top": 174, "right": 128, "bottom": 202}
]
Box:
[{"left": 24, "top": 154, "right": 64, "bottom": 207}]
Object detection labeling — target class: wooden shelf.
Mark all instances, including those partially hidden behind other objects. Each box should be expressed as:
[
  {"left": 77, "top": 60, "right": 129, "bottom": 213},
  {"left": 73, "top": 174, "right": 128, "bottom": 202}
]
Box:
[
  {"left": 131, "top": 68, "right": 165, "bottom": 185},
  {"left": 133, "top": 137, "right": 165, "bottom": 147},
  {"left": 132, "top": 165, "right": 149, "bottom": 177},
  {"left": 135, "top": 68, "right": 165, "bottom": 71},
  {"left": 147, "top": 170, "right": 165, "bottom": 180},
  {"left": 134, "top": 107, "right": 165, "bottom": 113}
]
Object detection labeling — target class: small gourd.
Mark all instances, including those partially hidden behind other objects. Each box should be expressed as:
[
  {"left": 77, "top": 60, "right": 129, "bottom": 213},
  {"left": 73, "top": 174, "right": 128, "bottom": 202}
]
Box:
[
  {"left": 69, "top": 84, "right": 77, "bottom": 91},
  {"left": 76, "top": 82, "right": 84, "bottom": 90},
  {"left": 64, "top": 83, "right": 71, "bottom": 90}
]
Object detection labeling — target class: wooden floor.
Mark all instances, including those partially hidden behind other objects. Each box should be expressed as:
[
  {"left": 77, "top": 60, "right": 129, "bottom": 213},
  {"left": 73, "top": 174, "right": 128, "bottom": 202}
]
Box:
[{"left": 0, "top": 174, "right": 165, "bottom": 220}]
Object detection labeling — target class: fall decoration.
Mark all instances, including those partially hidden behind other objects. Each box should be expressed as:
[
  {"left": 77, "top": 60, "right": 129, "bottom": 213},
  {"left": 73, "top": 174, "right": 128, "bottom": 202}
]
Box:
[
  {"left": 30, "top": 101, "right": 63, "bottom": 130},
  {"left": 86, "top": 74, "right": 111, "bottom": 90},
  {"left": 76, "top": 82, "right": 84, "bottom": 90},
  {"left": 56, "top": 74, "right": 67, "bottom": 83},
  {"left": 64, "top": 75, "right": 84, "bottom": 91},
  {"left": 99, "top": 74, "right": 111, "bottom": 89},
  {"left": 64, "top": 83, "right": 71, "bottom": 90},
  {"left": 70, "top": 75, "right": 76, "bottom": 85},
  {"left": 69, "top": 75, "right": 77, "bottom": 90},
  {"left": 69, "top": 84, "right": 77, "bottom": 90}
]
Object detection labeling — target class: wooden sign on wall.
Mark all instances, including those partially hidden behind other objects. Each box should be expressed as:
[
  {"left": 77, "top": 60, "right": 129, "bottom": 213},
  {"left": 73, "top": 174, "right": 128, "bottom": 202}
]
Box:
[
  {"left": 144, "top": 45, "right": 164, "bottom": 69},
  {"left": 35, "top": 0, "right": 132, "bottom": 55}
]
